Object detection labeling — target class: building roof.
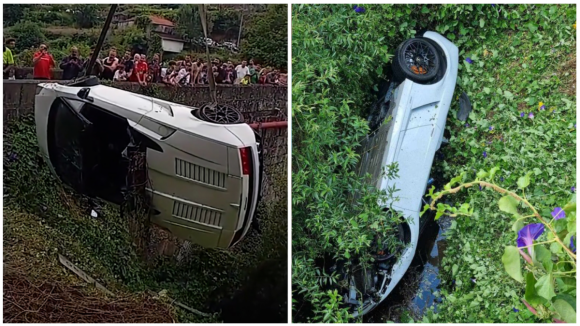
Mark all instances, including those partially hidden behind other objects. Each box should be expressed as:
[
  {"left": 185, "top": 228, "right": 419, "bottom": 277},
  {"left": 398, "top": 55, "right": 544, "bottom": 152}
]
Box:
[
  {"left": 149, "top": 15, "right": 174, "bottom": 27},
  {"left": 156, "top": 32, "right": 184, "bottom": 42}
]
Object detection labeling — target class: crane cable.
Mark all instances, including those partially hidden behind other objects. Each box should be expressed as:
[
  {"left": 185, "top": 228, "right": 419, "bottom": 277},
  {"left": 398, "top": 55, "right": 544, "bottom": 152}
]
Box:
[{"left": 198, "top": 4, "right": 217, "bottom": 104}]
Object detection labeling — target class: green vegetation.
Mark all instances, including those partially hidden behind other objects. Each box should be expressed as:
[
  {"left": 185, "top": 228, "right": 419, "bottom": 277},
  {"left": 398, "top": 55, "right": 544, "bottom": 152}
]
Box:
[
  {"left": 4, "top": 116, "right": 287, "bottom": 322},
  {"left": 3, "top": 4, "right": 287, "bottom": 69},
  {"left": 292, "top": 3, "right": 576, "bottom": 323}
]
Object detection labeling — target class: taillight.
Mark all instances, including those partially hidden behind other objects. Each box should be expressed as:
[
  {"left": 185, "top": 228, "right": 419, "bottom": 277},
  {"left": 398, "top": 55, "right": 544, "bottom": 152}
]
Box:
[{"left": 239, "top": 147, "right": 252, "bottom": 175}]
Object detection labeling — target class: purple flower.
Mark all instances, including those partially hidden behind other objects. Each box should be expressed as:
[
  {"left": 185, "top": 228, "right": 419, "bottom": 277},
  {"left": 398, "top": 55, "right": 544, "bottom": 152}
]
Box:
[
  {"left": 471, "top": 278, "right": 477, "bottom": 283},
  {"left": 513, "top": 307, "right": 519, "bottom": 313},
  {"left": 465, "top": 123, "right": 470, "bottom": 127},
  {"left": 483, "top": 151, "right": 487, "bottom": 158},
  {"left": 571, "top": 236, "right": 576, "bottom": 254},
  {"left": 479, "top": 185, "right": 483, "bottom": 191},
  {"left": 466, "top": 57, "right": 473, "bottom": 64},
  {"left": 528, "top": 112, "right": 534, "bottom": 119},
  {"left": 353, "top": 6, "right": 365, "bottom": 13},
  {"left": 572, "top": 186, "right": 576, "bottom": 193},
  {"left": 540, "top": 105, "right": 545, "bottom": 110},
  {"left": 520, "top": 112, "right": 525, "bottom": 118},
  {"left": 8, "top": 153, "right": 18, "bottom": 162},
  {"left": 500, "top": 177, "right": 505, "bottom": 182},
  {"left": 551, "top": 207, "right": 566, "bottom": 220},
  {"left": 491, "top": 4, "right": 496, "bottom": 7},
  {"left": 489, "top": 126, "right": 494, "bottom": 131},
  {"left": 517, "top": 223, "right": 545, "bottom": 256}
]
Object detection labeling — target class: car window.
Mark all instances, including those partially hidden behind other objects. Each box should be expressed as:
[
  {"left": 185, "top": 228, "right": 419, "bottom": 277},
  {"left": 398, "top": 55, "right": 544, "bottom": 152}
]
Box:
[{"left": 47, "top": 98, "right": 89, "bottom": 193}]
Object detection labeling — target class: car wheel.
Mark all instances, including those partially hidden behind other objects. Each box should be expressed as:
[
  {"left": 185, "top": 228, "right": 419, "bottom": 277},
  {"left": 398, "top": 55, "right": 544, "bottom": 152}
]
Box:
[
  {"left": 198, "top": 103, "right": 245, "bottom": 124},
  {"left": 392, "top": 38, "right": 440, "bottom": 84}
]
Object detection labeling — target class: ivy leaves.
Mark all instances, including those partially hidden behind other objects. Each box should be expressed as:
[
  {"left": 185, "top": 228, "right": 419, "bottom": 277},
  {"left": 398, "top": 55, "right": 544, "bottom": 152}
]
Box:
[{"left": 502, "top": 246, "right": 523, "bottom": 283}]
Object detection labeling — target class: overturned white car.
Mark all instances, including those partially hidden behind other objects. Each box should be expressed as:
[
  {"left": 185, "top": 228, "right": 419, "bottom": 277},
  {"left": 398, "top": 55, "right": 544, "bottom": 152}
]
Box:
[
  {"left": 34, "top": 78, "right": 263, "bottom": 249},
  {"left": 341, "top": 31, "right": 459, "bottom": 316}
]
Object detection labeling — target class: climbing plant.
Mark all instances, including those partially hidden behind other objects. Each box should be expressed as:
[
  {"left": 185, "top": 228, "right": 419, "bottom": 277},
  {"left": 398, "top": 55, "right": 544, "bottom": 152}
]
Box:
[{"left": 425, "top": 169, "right": 576, "bottom": 323}]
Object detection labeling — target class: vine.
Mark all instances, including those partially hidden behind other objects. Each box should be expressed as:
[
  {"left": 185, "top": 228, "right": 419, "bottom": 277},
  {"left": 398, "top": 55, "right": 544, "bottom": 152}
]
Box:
[{"left": 424, "top": 167, "right": 576, "bottom": 323}]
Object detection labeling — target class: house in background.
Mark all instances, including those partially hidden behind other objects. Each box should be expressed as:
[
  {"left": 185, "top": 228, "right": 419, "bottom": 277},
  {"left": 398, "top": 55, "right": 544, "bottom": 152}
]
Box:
[{"left": 114, "top": 14, "right": 185, "bottom": 53}]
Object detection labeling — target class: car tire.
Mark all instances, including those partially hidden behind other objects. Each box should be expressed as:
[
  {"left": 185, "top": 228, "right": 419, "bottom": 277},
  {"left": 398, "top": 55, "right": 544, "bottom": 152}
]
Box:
[
  {"left": 392, "top": 38, "right": 440, "bottom": 84},
  {"left": 197, "top": 103, "right": 245, "bottom": 124}
]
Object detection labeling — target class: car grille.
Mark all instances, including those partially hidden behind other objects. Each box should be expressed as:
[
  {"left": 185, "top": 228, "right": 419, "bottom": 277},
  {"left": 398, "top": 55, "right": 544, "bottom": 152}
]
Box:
[
  {"left": 172, "top": 201, "right": 222, "bottom": 227},
  {"left": 175, "top": 158, "right": 226, "bottom": 188}
]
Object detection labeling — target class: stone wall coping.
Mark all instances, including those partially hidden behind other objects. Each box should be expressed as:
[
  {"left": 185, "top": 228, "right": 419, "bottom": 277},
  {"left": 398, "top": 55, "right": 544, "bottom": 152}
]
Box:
[{"left": 3, "top": 79, "right": 287, "bottom": 88}]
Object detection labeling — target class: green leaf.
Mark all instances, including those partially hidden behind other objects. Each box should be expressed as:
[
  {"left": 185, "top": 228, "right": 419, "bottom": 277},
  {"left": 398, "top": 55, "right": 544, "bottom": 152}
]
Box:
[
  {"left": 435, "top": 210, "right": 444, "bottom": 221},
  {"left": 534, "top": 245, "right": 553, "bottom": 273},
  {"left": 554, "top": 294, "right": 576, "bottom": 312},
  {"left": 504, "top": 90, "right": 514, "bottom": 101},
  {"left": 476, "top": 170, "right": 488, "bottom": 179},
  {"left": 452, "top": 264, "right": 459, "bottom": 277},
  {"left": 512, "top": 218, "right": 524, "bottom": 234},
  {"left": 488, "top": 166, "right": 500, "bottom": 180},
  {"left": 517, "top": 172, "right": 532, "bottom": 189},
  {"left": 421, "top": 6, "right": 430, "bottom": 14},
  {"left": 479, "top": 18, "right": 485, "bottom": 28},
  {"left": 498, "top": 196, "right": 520, "bottom": 215},
  {"left": 553, "top": 299, "right": 576, "bottom": 323},
  {"left": 535, "top": 273, "right": 556, "bottom": 301},
  {"left": 550, "top": 241, "right": 563, "bottom": 254},
  {"left": 501, "top": 246, "right": 523, "bottom": 283},
  {"left": 350, "top": 219, "right": 358, "bottom": 228},
  {"left": 420, "top": 204, "right": 430, "bottom": 217},
  {"left": 524, "top": 272, "right": 546, "bottom": 305}
]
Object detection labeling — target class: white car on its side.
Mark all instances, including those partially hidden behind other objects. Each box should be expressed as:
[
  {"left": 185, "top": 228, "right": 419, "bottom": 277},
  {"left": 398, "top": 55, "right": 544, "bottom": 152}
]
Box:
[
  {"left": 34, "top": 78, "right": 263, "bottom": 249},
  {"left": 339, "top": 31, "right": 459, "bottom": 316}
]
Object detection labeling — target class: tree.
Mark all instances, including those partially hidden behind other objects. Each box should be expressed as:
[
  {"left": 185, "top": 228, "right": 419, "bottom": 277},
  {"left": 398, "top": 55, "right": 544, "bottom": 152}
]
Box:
[
  {"left": 174, "top": 4, "right": 212, "bottom": 42},
  {"left": 241, "top": 4, "right": 287, "bottom": 69},
  {"left": 8, "top": 21, "right": 46, "bottom": 51},
  {"left": 72, "top": 4, "right": 101, "bottom": 28},
  {"left": 3, "top": 4, "right": 30, "bottom": 27}
]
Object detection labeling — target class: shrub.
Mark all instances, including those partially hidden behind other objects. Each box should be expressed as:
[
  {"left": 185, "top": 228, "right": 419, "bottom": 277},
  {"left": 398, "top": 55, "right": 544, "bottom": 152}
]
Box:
[
  {"left": 241, "top": 4, "right": 287, "bottom": 69},
  {"left": 292, "top": 3, "right": 576, "bottom": 323}
]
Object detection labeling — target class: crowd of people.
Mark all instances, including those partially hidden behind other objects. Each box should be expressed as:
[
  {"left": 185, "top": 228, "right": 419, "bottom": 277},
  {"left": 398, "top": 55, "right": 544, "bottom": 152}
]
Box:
[{"left": 3, "top": 39, "right": 287, "bottom": 86}]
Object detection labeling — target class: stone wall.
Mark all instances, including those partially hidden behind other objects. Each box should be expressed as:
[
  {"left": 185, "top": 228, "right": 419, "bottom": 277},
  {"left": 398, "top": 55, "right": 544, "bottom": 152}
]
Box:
[{"left": 3, "top": 80, "right": 287, "bottom": 124}]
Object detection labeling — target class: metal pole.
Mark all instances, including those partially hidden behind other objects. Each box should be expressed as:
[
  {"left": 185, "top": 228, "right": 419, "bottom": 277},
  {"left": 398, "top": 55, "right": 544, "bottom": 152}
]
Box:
[
  {"left": 237, "top": 12, "right": 243, "bottom": 50},
  {"left": 85, "top": 4, "right": 118, "bottom": 77}
]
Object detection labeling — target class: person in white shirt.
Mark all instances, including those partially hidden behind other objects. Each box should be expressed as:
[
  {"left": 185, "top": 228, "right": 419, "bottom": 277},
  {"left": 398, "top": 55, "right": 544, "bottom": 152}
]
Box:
[
  {"left": 176, "top": 66, "right": 191, "bottom": 86},
  {"left": 234, "top": 60, "right": 249, "bottom": 84}
]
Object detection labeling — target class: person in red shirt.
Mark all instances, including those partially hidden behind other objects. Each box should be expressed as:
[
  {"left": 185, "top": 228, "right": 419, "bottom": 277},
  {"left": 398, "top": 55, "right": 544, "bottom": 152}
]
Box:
[
  {"left": 130, "top": 53, "right": 149, "bottom": 86},
  {"left": 32, "top": 44, "right": 55, "bottom": 80}
]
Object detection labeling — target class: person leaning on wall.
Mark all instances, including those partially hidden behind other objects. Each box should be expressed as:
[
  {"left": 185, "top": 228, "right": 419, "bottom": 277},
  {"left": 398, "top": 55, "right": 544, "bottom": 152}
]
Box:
[
  {"left": 3, "top": 38, "right": 16, "bottom": 80},
  {"left": 32, "top": 44, "right": 55, "bottom": 80}
]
